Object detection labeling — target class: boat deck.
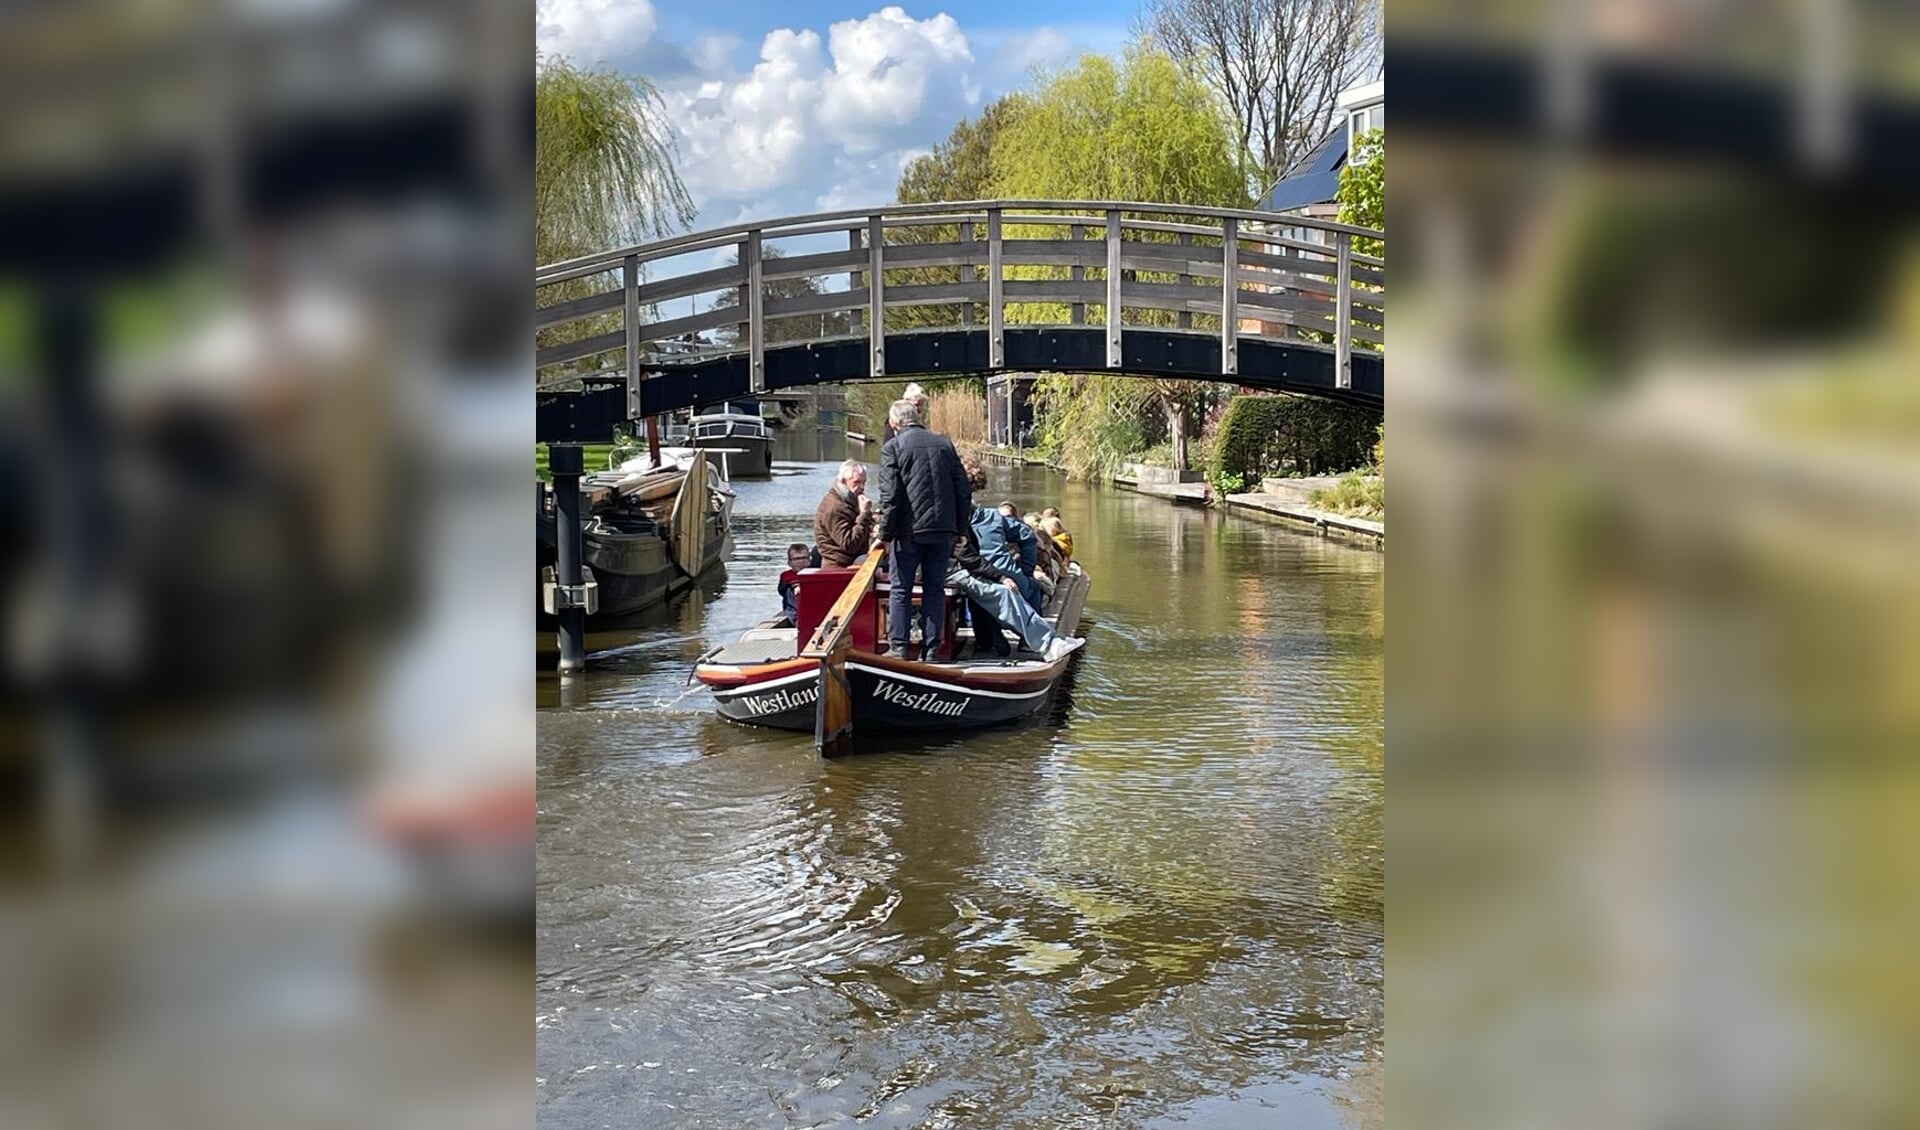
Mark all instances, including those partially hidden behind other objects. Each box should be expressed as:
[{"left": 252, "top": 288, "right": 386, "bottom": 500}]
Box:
[{"left": 708, "top": 566, "right": 1090, "bottom": 671}]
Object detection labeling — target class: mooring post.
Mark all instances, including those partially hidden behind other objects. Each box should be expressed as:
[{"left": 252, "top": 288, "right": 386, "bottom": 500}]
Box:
[{"left": 547, "top": 443, "right": 591, "bottom": 672}]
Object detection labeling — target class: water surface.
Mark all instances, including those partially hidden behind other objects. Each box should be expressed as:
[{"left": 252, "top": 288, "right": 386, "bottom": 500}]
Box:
[{"left": 537, "top": 429, "right": 1384, "bottom": 1127}]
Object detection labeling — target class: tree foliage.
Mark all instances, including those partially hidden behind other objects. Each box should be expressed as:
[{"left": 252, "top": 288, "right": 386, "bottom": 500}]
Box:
[
  {"left": 535, "top": 57, "right": 693, "bottom": 267},
  {"left": 990, "top": 50, "right": 1247, "bottom": 206},
  {"left": 1206, "top": 393, "right": 1379, "bottom": 493},
  {"left": 1143, "top": 0, "right": 1381, "bottom": 188},
  {"left": 898, "top": 95, "right": 1031, "bottom": 206},
  {"left": 534, "top": 57, "right": 695, "bottom": 382},
  {"left": 991, "top": 48, "right": 1246, "bottom": 473},
  {"left": 888, "top": 95, "right": 1033, "bottom": 331},
  {"left": 1337, "top": 127, "right": 1383, "bottom": 257}
]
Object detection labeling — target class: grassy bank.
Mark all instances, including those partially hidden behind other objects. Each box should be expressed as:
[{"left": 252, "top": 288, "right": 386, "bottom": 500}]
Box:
[{"left": 535, "top": 443, "right": 620, "bottom": 482}]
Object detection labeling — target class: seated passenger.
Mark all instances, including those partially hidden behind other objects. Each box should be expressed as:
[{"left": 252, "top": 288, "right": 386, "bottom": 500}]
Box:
[
  {"left": 1040, "top": 516, "right": 1074, "bottom": 562},
  {"left": 996, "top": 501, "right": 1019, "bottom": 520},
  {"left": 946, "top": 527, "right": 1083, "bottom": 663},
  {"left": 962, "top": 461, "right": 1045, "bottom": 613},
  {"left": 775, "top": 542, "right": 811, "bottom": 627}
]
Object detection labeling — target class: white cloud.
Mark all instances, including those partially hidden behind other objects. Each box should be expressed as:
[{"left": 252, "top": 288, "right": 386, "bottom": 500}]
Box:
[
  {"left": 536, "top": 0, "right": 658, "bottom": 68},
  {"left": 816, "top": 7, "right": 975, "bottom": 154},
  {"left": 975, "top": 21, "right": 1129, "bottom": 83},
  {"left": 663, "top": 7, "right": 982, "bottom": 223},
  {"left": 691, "top": 33, "right": 741, "bottom": 76}
]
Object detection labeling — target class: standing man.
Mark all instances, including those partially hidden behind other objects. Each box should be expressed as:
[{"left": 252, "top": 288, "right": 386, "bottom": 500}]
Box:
[
  {"left": 813, "top": 459, "right": 875, "bottom": 566},
  {"left": 872, "top": 398, "right": 971, "bottom": 661},
  {"left": 882, "top": 381, "right": 931, "bottom": 442}
]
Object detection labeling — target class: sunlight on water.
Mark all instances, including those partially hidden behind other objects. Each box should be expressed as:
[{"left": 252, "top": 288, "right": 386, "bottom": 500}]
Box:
[{"left": 538, "top": 432, "right": 1384, "bottom": 1128}]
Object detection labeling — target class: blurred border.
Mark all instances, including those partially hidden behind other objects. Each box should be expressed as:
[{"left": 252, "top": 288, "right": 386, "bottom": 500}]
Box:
[
  {"left": 2, "top": 3, "right": 533, "bottom": 1128},
  {"left": 1388, "top": 3, "right": 1920, "bottom": 1127}
]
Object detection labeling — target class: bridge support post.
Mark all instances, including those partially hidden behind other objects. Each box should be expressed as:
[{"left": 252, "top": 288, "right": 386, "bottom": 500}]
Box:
[
  {"left": 1220, "top": 217, "right": 1238, "bottom": 376},
  {"left": 548, "top": 443, "right": 589, "bottom": 673},
  {"left": 868, "top": 215, "right": 885, "bottom": 377},
  {"left": 848, "top": 228, "right": 864, "bottom": 336},
  {"left": 1106, "top": 209, "right": 1122, "bottom": 368},
  {"left": 1070, "top": 223, "right": 1086, "bottom": 325},
  {"left": 987, "top": 208, "right": 1004, "bottom": 369},
  {"left": 1335, "top": 230, "right": 1352, "bottom": 389},
  {"left": 1177, "top": 231, "right": 1193, "bottom": 330},
  {"left": 746, "top": 229, "right": 765, "bottom": 393},
  {"left": 959, "top": 219, "right": 975, "bottom": 325},
  {"left": 623, "top": 253, "right": 639, "bottom": 399}
]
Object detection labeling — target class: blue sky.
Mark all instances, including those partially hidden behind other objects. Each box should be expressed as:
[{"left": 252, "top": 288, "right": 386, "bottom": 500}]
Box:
[{"left": 536, "top": 2, "right": 1134, "bottom": 232}]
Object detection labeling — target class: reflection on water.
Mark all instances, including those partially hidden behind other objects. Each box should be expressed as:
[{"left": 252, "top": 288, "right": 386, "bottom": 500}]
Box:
[{"left": 538, "top": 427, "right": 1384, "bottom": 1127}]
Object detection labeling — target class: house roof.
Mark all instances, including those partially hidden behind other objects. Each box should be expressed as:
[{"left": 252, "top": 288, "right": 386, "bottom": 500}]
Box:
[{"left": 1261, "top": 129, "right": 1346, "bottom": 213}]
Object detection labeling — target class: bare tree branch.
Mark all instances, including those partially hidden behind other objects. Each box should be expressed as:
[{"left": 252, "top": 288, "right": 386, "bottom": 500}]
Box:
[{"left": 1145, "top": 0, "right": 1380, "bottom": 190}]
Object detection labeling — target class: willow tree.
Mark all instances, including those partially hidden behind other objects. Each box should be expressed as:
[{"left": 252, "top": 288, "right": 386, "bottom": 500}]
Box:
[
  {"left": 990, "top": 48, "right": 1247, "bottom": 475},
  {"left": 534, "top": 57, "right": 695, "bottom": 380},
  {"left": 535, "top": 57, "right": 693, "bottom": 266}
]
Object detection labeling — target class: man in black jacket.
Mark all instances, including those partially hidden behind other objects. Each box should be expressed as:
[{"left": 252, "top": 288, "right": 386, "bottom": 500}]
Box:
[{"left": 871, "top": 398, "right": 971, "bottom": 660}]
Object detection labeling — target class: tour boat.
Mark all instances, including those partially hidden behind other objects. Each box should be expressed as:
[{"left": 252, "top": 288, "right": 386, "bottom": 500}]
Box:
[
  {"left": 692, "top": 550, "right": 1091, "bottom": 752},
  {"left": 536, "top": 452, "right": 735, "bottom": 619}
]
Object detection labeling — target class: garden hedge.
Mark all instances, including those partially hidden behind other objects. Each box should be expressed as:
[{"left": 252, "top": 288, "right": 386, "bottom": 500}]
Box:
[{"left": 1206, "top": 394, "right": 1380, "bottom": 493}]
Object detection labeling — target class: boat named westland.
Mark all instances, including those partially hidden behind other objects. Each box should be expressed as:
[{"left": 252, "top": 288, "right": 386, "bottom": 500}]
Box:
[
  {"left": 738, "top": 684, "right": 818, "bottom": 717},
  {"left": 694, "top": 558, "right": 1092, "bottom": 747},
  {"left": 872, "top": 679, "right": 968, "bottom": 717}
]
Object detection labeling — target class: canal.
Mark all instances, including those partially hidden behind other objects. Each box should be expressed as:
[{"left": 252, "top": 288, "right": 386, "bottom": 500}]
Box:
[{"left": 536, "top": 427, "right": 1384, "bottom": 1127}]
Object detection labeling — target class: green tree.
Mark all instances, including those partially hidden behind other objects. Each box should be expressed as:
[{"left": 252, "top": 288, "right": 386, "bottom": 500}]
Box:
[
  {"left": 1334, "top": 126, "right": 1383, "bottom": 361},
  {"left": 534, "top": 57, "right": 695, "bottom": 382},
  {"left": 990, "top": 50, "right": 1246, "bottom": 206},
  {"left": 535, "top": 57, "right": 693, "bottom": 266},
  {"left": 1337, "top": 127, "right": 1383, "bottom": 256},
  {"left": 991, "top": 48, "right": 1246, "bottom": 473},
  {"left": 708, "top": 246, "right": 852, "bottom": 345},
  {"left": 898, "top": 94, "right": 1030, "bottom": 205},
  {"left": 884, "top": 95, "right": 1033, "bottom": 334}
]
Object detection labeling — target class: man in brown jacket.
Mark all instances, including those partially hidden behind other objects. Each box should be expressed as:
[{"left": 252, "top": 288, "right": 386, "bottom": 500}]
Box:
[{"left": 813, "top": 459, "right": 876, "bottom": 566}]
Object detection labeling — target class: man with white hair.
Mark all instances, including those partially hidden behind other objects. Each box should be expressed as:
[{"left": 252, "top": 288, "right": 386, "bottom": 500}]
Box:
[
  {"left": 813, "top": 458, "right": 875, "bottom": 567},
  {"left": 872, "top": 397, "right": 972, "bottom": 661},
  {"left": 883, "top": 381, "right": 931, "bottom": 442}
]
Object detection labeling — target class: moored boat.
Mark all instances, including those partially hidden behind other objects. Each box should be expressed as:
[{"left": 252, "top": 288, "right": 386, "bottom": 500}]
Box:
[
  {"left": 689, "top": 400, "right": 773, "bottom": 479},
  {"left": 693, "top": 551, "right": 1091, "bottom": 751},
  {"left": 537, "top": 452, "right": 735, "bottom": 619}
]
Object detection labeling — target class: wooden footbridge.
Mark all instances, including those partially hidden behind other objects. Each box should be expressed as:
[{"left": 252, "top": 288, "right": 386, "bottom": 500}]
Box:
[
  {"left": 535, "top": 201, "right": 1383, "bottom": 441},
  {"left": 536, "top": 200, "right": 1383, "bottom": 671}
]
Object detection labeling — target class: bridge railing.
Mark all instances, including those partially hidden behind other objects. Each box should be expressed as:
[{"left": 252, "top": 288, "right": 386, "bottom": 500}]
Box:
[{"left": 535, "top": 200, "right": 1382, "bottom": 395}]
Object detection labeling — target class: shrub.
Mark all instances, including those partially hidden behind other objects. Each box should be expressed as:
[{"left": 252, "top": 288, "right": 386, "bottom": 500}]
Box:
[
  {"left": 927, "top": 389, "right": 986, "bottom": 446},
  {"left": 1207, "top": 394, "right": 1380, "bottom": 494},
  {"left": 1308, "top": 471, "right": 1383, "bottom": 518}
]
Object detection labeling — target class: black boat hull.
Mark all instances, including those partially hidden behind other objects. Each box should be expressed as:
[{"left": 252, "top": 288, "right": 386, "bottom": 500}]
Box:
[
  {"left": 691, "top": 435, "right": 772, "bottom": 479},
  {"left": 709, "top": 659, "right": 1059, "bottom": 732},
  {"left": 536, "top": 509, "right": 730, "bottom": 619}
]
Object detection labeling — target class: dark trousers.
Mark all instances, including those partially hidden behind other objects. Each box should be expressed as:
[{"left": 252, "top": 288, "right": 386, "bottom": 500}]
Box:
[
  {"left": 968, "top": 599, "right": 1011, "bottom": 655},
  {"left": 1013, "top": 570, "right": 1045, "bottom": 612},
  {"left": 888, "top": 534, "right": 952, "bottom": 655}
]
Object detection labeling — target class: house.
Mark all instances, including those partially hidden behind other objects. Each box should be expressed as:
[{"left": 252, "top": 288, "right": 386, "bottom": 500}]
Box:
[
  {"left": 1243, "top": 79, "right": 1382, "bottom": 339},
  {"left": 1260, "top": 78, "right": 1384, "bottom": 228}
]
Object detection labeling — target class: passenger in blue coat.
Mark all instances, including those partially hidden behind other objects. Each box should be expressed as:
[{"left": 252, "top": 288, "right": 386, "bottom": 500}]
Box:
[{"left": 960, "top": 463, "right": 1045, "bottom": 613}]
